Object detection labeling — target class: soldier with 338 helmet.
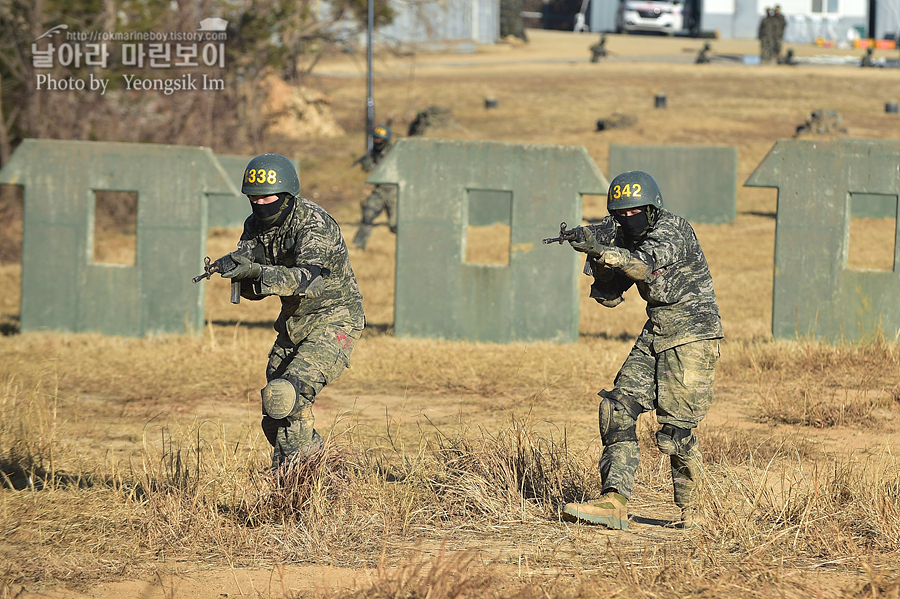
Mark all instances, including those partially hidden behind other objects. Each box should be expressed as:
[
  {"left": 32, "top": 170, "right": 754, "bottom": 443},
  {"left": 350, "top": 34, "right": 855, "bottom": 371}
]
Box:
[
  {"left": 212, "top": 153, "right": 365, "bottom": 468},
  {"left": 561, "top": 171, "right": 723, "bottom": 530}
]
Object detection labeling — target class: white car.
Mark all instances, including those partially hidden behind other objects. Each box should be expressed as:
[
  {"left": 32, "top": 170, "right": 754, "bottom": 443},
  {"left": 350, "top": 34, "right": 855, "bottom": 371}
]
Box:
[{"left": 617, "top": 0, "right": 685, "bottom": 35}]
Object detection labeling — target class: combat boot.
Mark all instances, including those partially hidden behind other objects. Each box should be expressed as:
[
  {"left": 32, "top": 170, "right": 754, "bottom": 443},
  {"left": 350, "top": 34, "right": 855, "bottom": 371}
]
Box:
[{"left": 562, "top": 492, "right": 629, "bottom": 530}]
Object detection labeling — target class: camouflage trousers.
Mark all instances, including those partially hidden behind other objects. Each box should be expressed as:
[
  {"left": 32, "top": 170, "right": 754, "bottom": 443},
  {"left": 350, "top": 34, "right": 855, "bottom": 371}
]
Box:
[
  {"left": 352, "top": 184, "right": 398, "bottom": 249},
  {"left": 261, "top": 319, "right": 361, "bottom": 467},
  {"left": 598, "top": 327, "right": 719, "bottom": 508},
  {"left": 760, "top": 36, "right": 778, "bottom": 62}
]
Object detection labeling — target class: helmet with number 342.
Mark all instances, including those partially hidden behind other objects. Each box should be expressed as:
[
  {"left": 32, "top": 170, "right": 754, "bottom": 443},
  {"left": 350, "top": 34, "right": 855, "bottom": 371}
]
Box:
[
  {"left": 241, "top": 153, "right": 301, "bottom": 197},
  {"left": 607, "top": 170, "right": 664, "bottom": 213}
]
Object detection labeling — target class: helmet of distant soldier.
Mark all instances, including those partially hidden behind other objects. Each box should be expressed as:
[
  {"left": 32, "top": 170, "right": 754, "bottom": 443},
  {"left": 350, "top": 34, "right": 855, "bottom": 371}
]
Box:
[
  {"left": 241, "top": 153, "right": 300, "bottom": 197},
  {"left": 607, "top": 171, "right": 664, "bottom": 213},
  {"left": 373, "top": 125, "right": 392, "bottom": 143}
]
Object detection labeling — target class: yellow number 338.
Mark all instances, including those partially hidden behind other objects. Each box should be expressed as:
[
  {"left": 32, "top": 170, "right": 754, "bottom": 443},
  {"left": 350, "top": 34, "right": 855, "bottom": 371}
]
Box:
[
  {"left": 244, "top": 168, "right": 278, "bottom": 185},
  {"left": 611, "top": 183, "right": 642, "bottom": 199}
]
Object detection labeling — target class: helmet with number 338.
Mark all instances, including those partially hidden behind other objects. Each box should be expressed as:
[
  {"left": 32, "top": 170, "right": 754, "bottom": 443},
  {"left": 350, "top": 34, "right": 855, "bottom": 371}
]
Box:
[
  {"left": 607, "top": 171, "right": 664, "bottom": 213},
  {"left": 241, "top": 153, "right": 301, "bottom": 197}
]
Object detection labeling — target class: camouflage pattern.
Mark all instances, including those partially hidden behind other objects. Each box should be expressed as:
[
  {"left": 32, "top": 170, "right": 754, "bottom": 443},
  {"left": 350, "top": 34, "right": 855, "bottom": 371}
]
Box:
[
  {"left": 772, "top": 7, "right": 786, "bottom": 56},
  {"left": 359, "top": 139, "right": 393, "bottom": 173},
  {"left": 599, "top": 331, "right": 719, "bottom": 499},
  {"left": 362, "top": 184, "right": 398, "bottom": 230},
  {"left": 860, "top": 48, "right": 877, "bottom": 68},
  {"left": 671, "top": 443, "right": 703, "bottom": 509},
  {"left": 695, "top": 43, "right": 711, "bottom": 64},
  {"left": 235, "top": 196, "right": 365, "bottom": 462},
  {"left": 499, "top": 0, "right": 527, "bottom": 41},
  {"left": 585, "top": 208, "right": 722, "bottom": 508},
  {"left": 589, "top": 34, "right": 607, "bottom": 63},
  {"left": 262, "top": 320, "right": 362, "bottom": 465},
  {"left": 354, "top": 140, "right": 398, "bottom": 249},
  {"left": 407, "top": 106, "right": 460, "bottom": 137},
  {"left": 589, "top": 210, "right": 723, "bottom": 352},
  {"left": 758, "top": 10, "right": 778, "bottom": 63}
]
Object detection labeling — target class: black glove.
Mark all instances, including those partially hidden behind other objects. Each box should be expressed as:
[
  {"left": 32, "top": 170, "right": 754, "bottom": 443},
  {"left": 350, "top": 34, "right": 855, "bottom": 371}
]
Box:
[
  {"left": 305, "top": 276, "right": 325, "bottom": 298},
  {"left": 222, "top": 254, "right": 262, "bottom": 281},
  {"left": 212, "top": 253, "right": 237, "bottom": 275},
  {"left": 568, "top": 226, "right": 603, "bottom": 257}
]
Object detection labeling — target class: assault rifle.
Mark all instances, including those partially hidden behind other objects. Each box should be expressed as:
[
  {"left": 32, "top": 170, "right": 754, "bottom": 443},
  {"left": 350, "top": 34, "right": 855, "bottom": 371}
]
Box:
[
  {"left": 542, "top": 221, "right": 579, "bottom": 244},
  {"left": 351, "top": 152, "right": 369, "bottom": 168},
  {"left": 192, "top": 255, "right": 241, "bottom": 304},
  {"left": 542, "top": 220, "right": 617, "bottom": 246}
]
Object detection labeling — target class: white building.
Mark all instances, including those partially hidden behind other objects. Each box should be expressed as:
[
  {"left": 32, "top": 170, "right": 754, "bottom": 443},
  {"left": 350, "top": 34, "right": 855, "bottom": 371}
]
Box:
[{"left": 588, "top": 0, "right": 897, "bottom": 40}]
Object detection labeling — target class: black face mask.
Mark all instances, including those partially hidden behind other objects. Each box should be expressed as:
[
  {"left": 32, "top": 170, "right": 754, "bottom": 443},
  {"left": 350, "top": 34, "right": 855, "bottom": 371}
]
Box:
[
  {"left": 251, "top": 193, "right": 294, "bottom": 229},
  {"left": 614, "top": 209, "right": 650, "bottom": 241}
]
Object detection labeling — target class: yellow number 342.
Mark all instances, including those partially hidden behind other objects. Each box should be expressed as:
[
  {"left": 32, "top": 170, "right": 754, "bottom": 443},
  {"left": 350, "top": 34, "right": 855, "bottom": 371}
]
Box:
[
  {"left": 611, "top": 183, "right": 642, "bottom": 199},
  {"left": 244, "top": 168, "right": 277, "bottom": 185}
]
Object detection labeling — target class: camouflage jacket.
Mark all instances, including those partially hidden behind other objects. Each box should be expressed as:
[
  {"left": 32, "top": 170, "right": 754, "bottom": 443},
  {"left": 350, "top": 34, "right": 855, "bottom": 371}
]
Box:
[
  {"left": 587, "top": 210, "right": 723, "bottom": 352},
  {"left": 236, "top": 198, "right": 365, "bottom": 344},
  {"left": 359, "top": 141, "right": 393, "bottom": 173}
]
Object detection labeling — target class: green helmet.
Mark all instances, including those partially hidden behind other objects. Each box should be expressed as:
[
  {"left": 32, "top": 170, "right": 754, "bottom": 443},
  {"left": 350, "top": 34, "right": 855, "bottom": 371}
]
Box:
[
  {"left": 241, "top": 153, "right": 300, "bottom": 197},
  {"left": 607, "top": 171, "right": 663, "bottom": 213},
  {"left": 373, "top": 124, "right": 392, "bottom": 142}
]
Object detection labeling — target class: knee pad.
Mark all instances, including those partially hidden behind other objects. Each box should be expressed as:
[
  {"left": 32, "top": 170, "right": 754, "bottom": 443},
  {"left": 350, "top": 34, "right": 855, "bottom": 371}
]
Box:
[
  {"left": 598, "top": 390, "right": 640, "bottom": 446},
  {"left": 261, "top": 378, "right": 297, "bottom": 420},
  {"left": 656, "top": 424, "right": 697, "bottom": 457}
]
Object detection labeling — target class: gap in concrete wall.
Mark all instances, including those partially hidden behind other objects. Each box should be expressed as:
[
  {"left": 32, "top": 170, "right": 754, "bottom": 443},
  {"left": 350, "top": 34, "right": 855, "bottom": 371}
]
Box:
[
  {"left": 847, "top": 193, "right": 897, "bottom": 272},
  {"left": 93, "top": 190, "right": 138, "bottom": 265},
  {"left": 582, "top": 193, "right": 607, "bottom": 223},
  {"left": 465, "top": 189, "right": 511, "bottom": 266}
]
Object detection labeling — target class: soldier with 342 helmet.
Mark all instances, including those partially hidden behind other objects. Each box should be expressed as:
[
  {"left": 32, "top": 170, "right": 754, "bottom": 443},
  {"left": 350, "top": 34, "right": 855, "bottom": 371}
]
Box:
[
  {"left": 352, "top": 125, "right": 399, "bottom": 250},
  {"left": 561, "top": 171, "right": 723, "bottom": 530},
  {"left": 212, "top": 153, "right": 365, "bottom": 468}
]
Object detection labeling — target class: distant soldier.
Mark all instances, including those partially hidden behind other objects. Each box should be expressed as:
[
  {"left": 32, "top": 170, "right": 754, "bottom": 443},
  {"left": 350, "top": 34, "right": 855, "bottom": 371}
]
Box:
[
  {"left": 695, "top": 42, "right": 712, "bottom": 64},
  {"left": 352, "top": 125, "right": 398, "bottom": 250},
  {"left": 772, "top": 5, "right": 787, "bottom": 58},
  {"left": 561, "top": 171, "right": 723, "bottom": 530},
  {"left": 590, "top": 34, "right": 608, "bottom": 63},
  {"left": 758, "top": 7, "right": 776, "bottom": 63},
  {"left": 860, "top": 47, "right": 878, "bottom": 67},
  {"left": 211, "top": 154, "right": 365, "bottom": 468},
  {"left": 777, "top": 48, "right": 797, "bottom": 65}
]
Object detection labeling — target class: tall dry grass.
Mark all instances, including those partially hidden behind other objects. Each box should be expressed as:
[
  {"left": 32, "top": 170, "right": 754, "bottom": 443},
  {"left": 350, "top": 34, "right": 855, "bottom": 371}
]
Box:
[
  {"left": 3, "top": 373, "right": 900, "bottom": 597},
  {"left": 724, "top": 336, "right": 900, "bottom": 428}
]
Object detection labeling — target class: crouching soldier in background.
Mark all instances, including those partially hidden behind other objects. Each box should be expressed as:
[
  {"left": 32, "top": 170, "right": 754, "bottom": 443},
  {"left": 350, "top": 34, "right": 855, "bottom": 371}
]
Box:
[
  {"left": 213, "top": 153, "right": 365, "bottom": 468},
  {"left": 561, "top": 171, "right": 723, "bottom": 529},
  {"left": 352, "top": 125, "right": 398, "bottom": 250}
]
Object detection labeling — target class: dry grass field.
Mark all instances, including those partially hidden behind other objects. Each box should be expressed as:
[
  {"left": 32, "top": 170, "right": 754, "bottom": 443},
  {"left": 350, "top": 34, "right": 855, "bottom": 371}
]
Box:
[{"left": 2, "top": 29, "right": 900, "bottom": 599}]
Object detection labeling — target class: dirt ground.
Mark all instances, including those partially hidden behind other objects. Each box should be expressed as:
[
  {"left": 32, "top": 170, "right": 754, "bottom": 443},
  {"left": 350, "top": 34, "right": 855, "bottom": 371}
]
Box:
[{"left": 4, "top": 28, "right": 900, "bottom": 599}]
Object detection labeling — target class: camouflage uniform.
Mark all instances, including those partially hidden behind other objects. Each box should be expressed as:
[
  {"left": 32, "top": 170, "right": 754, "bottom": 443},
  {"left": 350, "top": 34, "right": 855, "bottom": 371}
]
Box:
[
  {"left": 860, "top": 48, "right": 877, "bottom": 67},
  {"left": 772, "top": 7, "right": 787, "bottom": 57},
  {"left": 758, "top": 10, "right": 776, "bottom": 63},
  {"left": 237, "top": 198, "right": 365, "bottom": 466},
  {"left": 584, "top": 209, "right": 723, "bottom": 511},
  {"left": 695, "top": 43, "right": 712, "bottom": 64},
  {"left": 352, "top": 140, "right": 398, "bottom": 250},
  {"left": 590, "top": 35, "right": 608, "bottom": 63}
]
